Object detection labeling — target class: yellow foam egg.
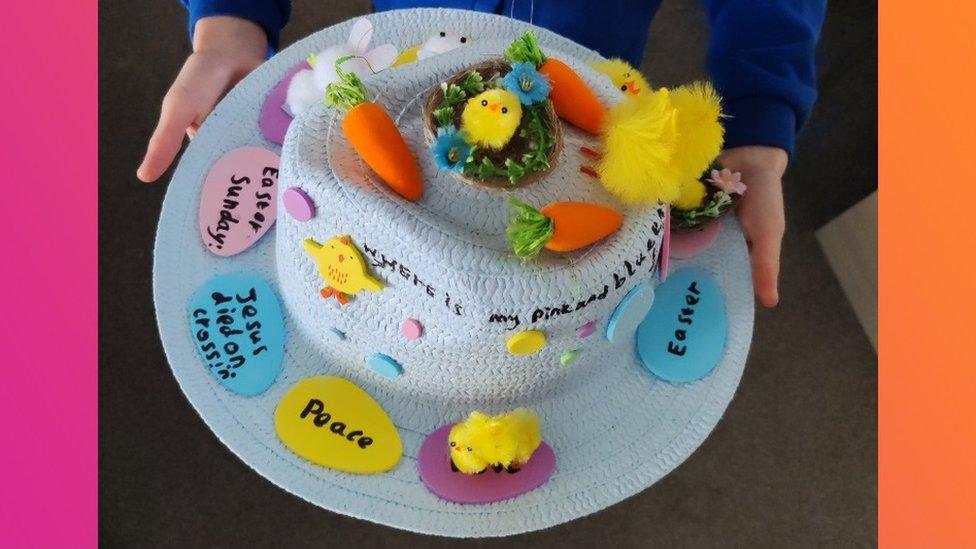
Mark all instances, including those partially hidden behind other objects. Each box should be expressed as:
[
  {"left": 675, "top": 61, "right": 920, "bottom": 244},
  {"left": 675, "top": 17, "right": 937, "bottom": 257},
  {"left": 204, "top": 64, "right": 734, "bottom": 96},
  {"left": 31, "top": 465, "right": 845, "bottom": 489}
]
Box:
[
  {"left": 506, "top": 330, "right": 547, "bottom": 356},
  {"left": 274, "top": 376, "right": 402, "bottom": 474}
]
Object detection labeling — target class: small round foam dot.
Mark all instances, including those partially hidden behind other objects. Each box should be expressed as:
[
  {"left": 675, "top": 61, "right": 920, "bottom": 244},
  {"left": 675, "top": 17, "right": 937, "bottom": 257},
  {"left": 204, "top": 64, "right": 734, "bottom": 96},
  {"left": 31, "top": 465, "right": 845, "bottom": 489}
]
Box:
[
  {"left": 367, "top": 353, "right": 403, "bottom": 379},
  {"left": 576, "top": 321, "right": 596, "bottom": 338},
  {"left": 560, "top": 350, "right": 581, "bottom": 366},
  {"left": 401, "top": 318, "right": 424, "bottom": 340},
  {"left": 327, "top": 327, "right": 346, "bottom": 340},
  {"left": 506, "top": 330, "right": 546, "bottom": 356},
  {"left": 283, "top": 187, "right": 316, "bottom": 221}
]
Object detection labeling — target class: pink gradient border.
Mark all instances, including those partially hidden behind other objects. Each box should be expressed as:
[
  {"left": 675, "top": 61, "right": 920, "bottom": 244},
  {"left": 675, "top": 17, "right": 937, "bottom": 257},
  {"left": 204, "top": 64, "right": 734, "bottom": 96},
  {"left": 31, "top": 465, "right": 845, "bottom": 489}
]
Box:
[{"left": 0, "top": 2, "right": 97, "bottom": 547}]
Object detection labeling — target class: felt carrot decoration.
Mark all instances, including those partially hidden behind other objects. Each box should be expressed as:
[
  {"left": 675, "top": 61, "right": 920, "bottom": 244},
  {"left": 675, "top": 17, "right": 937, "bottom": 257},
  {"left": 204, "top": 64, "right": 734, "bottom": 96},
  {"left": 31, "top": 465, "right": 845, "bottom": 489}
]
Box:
[
  {"left": 506, "top": 32, "right": 606, "bottom": 134},
  {"left": 325, "top": 56, "right": 424, "bottom": 201},
  {"left": 507, "top": 198, "right": 623, "bottom": 259}
]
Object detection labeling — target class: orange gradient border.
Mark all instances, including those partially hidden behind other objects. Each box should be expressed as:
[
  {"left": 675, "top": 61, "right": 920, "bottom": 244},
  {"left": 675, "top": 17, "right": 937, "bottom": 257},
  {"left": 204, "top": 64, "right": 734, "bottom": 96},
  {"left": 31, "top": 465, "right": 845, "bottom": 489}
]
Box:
[{"left": 879, "top": 1, "right": 976, "bottom": 547}]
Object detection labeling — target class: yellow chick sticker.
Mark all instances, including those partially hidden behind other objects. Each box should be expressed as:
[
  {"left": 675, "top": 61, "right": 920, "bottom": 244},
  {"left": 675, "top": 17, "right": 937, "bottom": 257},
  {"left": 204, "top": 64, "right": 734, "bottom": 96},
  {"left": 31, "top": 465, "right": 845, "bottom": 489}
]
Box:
[
  {"left": 303, "top": 236, "right": 383, "bottom": 306},
  {"left": 592, "top": 58, "right": 650, "bottom": 97},
  {"left": 448, "top": 408, "right": 541, "bottom": 474},
  {"left": 460, "top": 89, "right": 523, "bottom": 150}
]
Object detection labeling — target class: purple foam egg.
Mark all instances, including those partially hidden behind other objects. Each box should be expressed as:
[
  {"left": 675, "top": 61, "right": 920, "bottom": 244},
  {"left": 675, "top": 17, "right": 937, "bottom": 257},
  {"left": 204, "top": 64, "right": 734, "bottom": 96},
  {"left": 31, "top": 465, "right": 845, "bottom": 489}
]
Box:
[
  {"left": 259, "top": 62, "right": 310, "bottom": 146},
  {"left": 417, "top": 424, "right": 556, "bottom": 504}
]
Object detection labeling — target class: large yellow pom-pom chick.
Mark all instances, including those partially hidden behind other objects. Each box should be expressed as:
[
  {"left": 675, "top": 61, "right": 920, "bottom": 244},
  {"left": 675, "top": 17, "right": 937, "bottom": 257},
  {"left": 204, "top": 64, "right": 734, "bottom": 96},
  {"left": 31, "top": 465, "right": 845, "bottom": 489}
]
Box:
[
  {"left": 596, "top": 81, "right": 725, "bottom": 206},
  {"left": 448, "top": 408, "right": 542, "bottom": 474},
  {"left": 460, "top": 89, "right": 523, "bottom": 150},
  {"left": 591, "top": 58, "right": 650, "bottom": 97}
]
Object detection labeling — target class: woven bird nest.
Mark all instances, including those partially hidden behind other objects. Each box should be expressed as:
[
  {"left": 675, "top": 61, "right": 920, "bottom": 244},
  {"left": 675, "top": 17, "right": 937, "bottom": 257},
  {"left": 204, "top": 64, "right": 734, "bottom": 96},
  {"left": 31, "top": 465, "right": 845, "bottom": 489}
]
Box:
[{"left": 423, "top": 59, "right": 562, "bottom": 191}]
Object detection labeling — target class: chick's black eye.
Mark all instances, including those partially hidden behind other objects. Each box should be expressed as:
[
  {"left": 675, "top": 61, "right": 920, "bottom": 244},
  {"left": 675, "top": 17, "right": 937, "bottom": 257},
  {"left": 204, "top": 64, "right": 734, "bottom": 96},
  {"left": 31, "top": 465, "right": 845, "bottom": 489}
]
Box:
[
  {"left": 440, "top": 31, "right": 446, "bottom": 37},
  {"left": 467, "top": 447, "right": 472, "bottom": 451},
  {"left": 481, "top": 99, "right": 488, "bottom": 106},
  {"left": 625, "top": 72, "right": 631, "bottom": 77},
  {"left": 460, "top": 36, "right": 467, "bottom": 43},
  {"left": 501, "top": 107, "right": 508, "bottom": 114},
  {"left": 450, "top": 441, "right": 456, "bottom": 447},
  {"left": 621, "top": 84, "right": 628, "bottom": 91}
]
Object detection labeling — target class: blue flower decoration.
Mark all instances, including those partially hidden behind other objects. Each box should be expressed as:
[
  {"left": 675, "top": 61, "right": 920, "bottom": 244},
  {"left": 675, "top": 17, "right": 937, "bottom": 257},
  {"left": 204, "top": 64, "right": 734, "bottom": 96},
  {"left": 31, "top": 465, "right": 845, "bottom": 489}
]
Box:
[
  {"left": 430, "top": 127, "right": 472, "bottom": 172},
  {"left": 502, "top": 62, "right": 551, "bottom": 106}
]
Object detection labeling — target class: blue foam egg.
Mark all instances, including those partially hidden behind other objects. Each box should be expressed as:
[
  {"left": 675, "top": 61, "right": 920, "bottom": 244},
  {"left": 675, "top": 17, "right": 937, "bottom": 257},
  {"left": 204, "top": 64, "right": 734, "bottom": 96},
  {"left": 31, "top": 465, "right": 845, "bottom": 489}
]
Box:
[
  {"left": 188, "top": 272, "right": 285, "bottom": 395},
  {"left": 637, "top": 268, "right": 727, "bottom": 382},
  {"left": 605, "top": 282, "right": 655, "bottom": 343}
]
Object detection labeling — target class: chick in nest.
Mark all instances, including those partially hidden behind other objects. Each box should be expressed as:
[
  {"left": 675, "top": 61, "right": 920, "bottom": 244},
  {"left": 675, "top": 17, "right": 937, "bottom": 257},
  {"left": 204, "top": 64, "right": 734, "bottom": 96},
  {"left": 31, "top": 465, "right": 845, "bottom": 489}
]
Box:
[{"left": 460, "top": 89, "right": 523, "bottom": 150}]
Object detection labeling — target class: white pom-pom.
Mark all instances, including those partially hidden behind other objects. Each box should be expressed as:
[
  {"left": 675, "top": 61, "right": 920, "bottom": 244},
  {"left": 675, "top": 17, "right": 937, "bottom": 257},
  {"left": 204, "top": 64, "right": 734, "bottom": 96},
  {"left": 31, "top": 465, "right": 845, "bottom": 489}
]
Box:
[{"left": 284, "top": 69, "right": 321, "bottom": 117}]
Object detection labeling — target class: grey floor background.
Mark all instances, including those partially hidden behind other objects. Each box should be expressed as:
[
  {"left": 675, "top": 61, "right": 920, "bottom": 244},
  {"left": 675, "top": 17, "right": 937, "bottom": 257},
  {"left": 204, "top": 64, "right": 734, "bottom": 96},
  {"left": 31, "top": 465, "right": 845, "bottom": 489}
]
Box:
[{"left": 99, "top": 1, "right": 878, "bottom": 547}]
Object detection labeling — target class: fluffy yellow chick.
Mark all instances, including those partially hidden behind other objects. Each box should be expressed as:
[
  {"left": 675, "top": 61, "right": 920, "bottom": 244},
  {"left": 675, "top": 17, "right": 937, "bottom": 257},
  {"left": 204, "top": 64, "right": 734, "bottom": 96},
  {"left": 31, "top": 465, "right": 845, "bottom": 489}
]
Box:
[
  {"left": 596, "top": 81, "right": 724, "bottom": 207},
  {"left": 596, "top": 88, "right": 682, "bottom": 205},
  {"left": 592, "top": 58, "right": 650, "bottom": 97},
  {"left": 460, "top": 89, "right": 523, "bottom": 150},
  {"left": 448, "top": 408, "right": 541, "bottom": 474},
  {"left": 303, "top": 236, "right": 383, "bottom": 306},
  {"left": 669, "top": 81, "right": 725, "bottom": 185},
  {"left": 673, "top": 179, "right": 708, "bottom": 211}
]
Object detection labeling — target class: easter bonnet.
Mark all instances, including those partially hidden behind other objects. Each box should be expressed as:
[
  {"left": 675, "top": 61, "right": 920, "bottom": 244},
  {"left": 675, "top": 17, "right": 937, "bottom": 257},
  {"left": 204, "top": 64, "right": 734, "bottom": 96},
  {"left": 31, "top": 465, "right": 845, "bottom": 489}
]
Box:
[{"left": 155, "top": 8, "right": 754, "bottom": 537}]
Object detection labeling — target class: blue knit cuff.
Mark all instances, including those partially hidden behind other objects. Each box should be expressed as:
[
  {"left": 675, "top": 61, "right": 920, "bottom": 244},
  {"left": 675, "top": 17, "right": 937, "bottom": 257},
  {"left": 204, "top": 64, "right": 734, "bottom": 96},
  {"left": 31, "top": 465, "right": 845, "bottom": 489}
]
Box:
[
  {"left": 186, "top": 0, "right": 287, "bottom": 53},
  {"left": 721, "top": 96, "right": 797, "bottom": 157}
]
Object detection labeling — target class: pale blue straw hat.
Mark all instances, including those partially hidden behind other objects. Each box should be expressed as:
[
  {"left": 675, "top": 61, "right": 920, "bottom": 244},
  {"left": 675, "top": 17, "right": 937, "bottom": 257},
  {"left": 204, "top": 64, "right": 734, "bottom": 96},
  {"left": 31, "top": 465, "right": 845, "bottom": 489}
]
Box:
[{"left": 154, "top": 8, "right": 754, "bottom": 537}]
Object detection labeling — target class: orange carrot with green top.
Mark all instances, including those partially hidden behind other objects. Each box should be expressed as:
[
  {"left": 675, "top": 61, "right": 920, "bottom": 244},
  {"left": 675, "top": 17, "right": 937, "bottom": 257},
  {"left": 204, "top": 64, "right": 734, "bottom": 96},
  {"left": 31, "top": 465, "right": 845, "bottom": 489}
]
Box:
[
  {"left": 506, "top": 32, "right": 606, "bottom": 134},
  {"left": 507, "top": 199, "right": 623, "bottom": 259},
  {"left": 326, "top": 56, "right": 423, "bottom": 202},
  {"left": 538, "top": 58, "right": 605, "bottom": 134}
]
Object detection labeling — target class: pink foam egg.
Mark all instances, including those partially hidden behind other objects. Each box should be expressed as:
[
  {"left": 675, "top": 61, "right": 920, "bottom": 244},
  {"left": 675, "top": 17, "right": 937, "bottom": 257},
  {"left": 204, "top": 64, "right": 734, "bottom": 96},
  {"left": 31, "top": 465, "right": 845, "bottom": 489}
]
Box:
[
  {"left": 198, "top": 147, "right": 280, "bottom": 257},
  {"left": 660, "top": 206, "right": 671, "bottom": 281}
]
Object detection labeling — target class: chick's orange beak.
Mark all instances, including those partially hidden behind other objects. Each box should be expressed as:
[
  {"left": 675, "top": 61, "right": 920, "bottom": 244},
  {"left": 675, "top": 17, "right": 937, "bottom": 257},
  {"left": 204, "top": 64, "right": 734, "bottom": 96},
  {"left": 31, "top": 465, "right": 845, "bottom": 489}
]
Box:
[
  {"left": 626, "top": 80, "right": 640, "bottom": 95},
  {"left": 488, "top": 102, "right": 500, "bottom": 112}
]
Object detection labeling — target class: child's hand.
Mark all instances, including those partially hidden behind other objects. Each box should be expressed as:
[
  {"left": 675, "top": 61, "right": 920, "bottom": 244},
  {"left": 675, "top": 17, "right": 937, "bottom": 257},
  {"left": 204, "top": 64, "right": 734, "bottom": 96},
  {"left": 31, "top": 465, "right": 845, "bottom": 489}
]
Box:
[
  {"left": 718, "top": 146, "right": 788, "bottom": 308},
  {"left": 137, "top": 16, "right": 268, "bottom": 183}
]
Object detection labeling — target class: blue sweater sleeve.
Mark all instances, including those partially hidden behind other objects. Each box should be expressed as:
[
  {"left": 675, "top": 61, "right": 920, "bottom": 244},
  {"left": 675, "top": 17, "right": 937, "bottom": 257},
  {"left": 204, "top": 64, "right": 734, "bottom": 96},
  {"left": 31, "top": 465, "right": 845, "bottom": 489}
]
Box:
[
  {"left": 704, "top": 0, "right": 826, "bottom": 155},
  {"left": 180, "top": 0, "right": 291, "bottom": 51}
]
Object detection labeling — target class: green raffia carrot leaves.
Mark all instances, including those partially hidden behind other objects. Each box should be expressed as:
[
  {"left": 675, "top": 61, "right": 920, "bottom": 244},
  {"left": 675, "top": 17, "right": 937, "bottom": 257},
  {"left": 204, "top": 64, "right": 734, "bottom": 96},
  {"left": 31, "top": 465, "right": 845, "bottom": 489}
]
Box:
[
  {"left": 507, "top": 199, "right": 624, "bottom": 259},
  {"left": 507, "top": 198, "right": 556, "bottom": 259},
  {"left": 505, "top": 31, "right": 547, "bottom": 68},
  {"left": 324, "top": 55, "right": 369, "bottom": 110}
]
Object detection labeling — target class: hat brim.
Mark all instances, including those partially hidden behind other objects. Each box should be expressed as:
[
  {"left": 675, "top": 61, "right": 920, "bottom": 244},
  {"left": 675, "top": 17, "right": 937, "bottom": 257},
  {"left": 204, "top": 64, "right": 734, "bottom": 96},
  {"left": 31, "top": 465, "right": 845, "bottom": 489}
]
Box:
[{"left": 154, "top": 8, "right": 754, "bottom": 537}]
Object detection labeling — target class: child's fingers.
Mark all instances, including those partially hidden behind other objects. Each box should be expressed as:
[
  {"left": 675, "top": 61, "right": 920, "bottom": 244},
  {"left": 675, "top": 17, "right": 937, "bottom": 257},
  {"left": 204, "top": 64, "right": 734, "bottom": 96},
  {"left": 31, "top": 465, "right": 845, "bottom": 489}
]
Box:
[
  {"left": 137, "top": 93, "right": 197, "bottom": 183},
  {"left": 746, "top": 226, "right": 782, "bottom": 308}
]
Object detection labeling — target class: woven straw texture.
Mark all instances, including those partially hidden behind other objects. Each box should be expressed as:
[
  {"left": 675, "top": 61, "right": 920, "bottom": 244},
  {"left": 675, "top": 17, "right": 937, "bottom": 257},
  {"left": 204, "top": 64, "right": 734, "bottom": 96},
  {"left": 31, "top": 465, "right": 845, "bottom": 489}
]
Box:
[{"left": 153, "top": 8, "right": 754, "bottom": 537}]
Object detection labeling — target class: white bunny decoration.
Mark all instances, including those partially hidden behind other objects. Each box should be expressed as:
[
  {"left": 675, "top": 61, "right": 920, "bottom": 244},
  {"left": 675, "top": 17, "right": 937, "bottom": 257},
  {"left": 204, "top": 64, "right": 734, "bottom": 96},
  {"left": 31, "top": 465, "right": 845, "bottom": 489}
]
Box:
[
  {"left": 417, "top": 30, "right": 470, "bottom": 60},
  {"left": 285, "top": 18, "right": 398, "bottom": 116}
]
